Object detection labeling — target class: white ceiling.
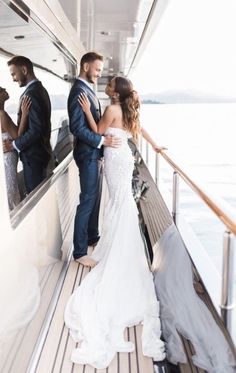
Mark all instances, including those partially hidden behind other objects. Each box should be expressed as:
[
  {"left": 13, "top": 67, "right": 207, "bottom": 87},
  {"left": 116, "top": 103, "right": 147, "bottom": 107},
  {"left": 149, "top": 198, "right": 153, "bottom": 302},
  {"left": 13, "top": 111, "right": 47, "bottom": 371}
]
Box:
[
  {"left": 0, "top": 0, "right": 157, "bottom": 80},
  {"left": 56, "top": 0, "right": 153, "bottom": 77},
  {"left": 0, "top": 0, "right": 74, "bottom": 79}
]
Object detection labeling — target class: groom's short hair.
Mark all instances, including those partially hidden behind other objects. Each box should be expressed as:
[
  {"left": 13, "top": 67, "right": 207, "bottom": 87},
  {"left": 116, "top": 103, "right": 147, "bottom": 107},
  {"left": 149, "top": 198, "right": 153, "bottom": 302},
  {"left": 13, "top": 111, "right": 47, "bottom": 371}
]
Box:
[
  {"left": 7, "top": 55, "right": 34, "bottom": 73},
  {"left": 80, "top": 52, "right": 103, "bottom": 69}
]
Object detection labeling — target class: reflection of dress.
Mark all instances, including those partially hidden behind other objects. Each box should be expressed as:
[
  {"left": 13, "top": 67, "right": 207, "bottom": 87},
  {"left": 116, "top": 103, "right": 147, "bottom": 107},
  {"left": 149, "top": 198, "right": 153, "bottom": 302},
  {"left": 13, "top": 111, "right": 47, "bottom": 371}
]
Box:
[
  {"left": 65, "top": 127, "right": 165, "bottom": 369},
  {"left": 2, "top": 132, "right": 21, "bottom": 210}
]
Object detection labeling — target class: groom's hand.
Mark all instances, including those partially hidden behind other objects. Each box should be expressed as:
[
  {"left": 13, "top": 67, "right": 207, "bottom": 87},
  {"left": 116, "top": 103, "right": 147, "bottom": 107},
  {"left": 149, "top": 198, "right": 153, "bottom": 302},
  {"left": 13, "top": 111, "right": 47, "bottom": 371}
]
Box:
[
  {"left": 2, "top": 139, "right": 13, "bottom": 153},
  {"left": 103, "top": 135, "right": 122, "bottom": 148}
]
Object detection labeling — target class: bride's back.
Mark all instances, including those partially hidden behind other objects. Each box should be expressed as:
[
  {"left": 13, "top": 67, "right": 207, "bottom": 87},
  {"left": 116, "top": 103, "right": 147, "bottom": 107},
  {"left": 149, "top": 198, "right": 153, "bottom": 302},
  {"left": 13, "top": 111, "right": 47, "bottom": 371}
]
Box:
[{"left": 106, "top": 103, "right": 125, "bottom": 130}]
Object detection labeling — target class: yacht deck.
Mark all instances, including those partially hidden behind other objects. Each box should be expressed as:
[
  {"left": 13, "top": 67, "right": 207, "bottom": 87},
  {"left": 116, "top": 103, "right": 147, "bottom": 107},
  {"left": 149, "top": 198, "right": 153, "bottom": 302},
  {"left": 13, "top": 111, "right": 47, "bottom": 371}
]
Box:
[
  {"left": 1, "top": 158, "right": 235, "bottom": 373},
  {"left": 34, "top": 260, "right": 156, "bottom": 373}
]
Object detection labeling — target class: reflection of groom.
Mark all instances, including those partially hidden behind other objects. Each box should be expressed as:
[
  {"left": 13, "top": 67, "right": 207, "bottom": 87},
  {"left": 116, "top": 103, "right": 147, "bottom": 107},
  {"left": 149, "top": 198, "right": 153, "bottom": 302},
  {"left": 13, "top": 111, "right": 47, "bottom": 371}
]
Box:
[
  {"left": 68, "top": 52, "right": 120, "bottom": 267},
  {"left": 4, "top": 55, "right": 52, "bottom": 194}
]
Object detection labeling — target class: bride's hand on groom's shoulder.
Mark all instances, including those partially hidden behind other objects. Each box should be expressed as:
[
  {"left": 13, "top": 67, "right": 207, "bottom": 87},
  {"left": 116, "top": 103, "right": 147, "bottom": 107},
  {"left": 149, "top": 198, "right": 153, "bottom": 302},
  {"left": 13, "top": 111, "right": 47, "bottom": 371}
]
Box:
[{"left": 78, "top": 93, "right": 90, "bottom": 113}]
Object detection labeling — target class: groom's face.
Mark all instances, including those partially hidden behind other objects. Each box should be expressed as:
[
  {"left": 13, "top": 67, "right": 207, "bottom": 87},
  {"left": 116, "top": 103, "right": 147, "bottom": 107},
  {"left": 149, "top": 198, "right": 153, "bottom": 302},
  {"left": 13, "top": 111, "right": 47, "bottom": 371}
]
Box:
[
  {"left": 9, "top": 64, "right": 28, "bottom": 87},
  {"left": 85, "top": 60, "right": 103, "bottom": 84}
]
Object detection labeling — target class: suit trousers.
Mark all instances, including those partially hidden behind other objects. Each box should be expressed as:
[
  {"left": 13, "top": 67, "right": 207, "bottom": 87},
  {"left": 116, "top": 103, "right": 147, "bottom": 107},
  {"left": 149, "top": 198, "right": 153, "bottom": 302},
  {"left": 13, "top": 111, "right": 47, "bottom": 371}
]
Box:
[
  {"left": 23, "top": 160, "right": 47, "bottom": 194},
  {"left": 73, "top": 158, "right": 103, "bottom": 259}
]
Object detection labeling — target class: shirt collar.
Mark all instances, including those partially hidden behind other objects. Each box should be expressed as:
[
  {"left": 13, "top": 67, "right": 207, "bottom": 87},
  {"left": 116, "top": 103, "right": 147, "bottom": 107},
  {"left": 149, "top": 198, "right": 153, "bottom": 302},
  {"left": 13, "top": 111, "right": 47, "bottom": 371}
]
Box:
[
  {"left": 25, "top": 79, "right": 38, "bottom": 89},
  {"left": 77, "top": 77, "right": 94, "bottom": 90}
]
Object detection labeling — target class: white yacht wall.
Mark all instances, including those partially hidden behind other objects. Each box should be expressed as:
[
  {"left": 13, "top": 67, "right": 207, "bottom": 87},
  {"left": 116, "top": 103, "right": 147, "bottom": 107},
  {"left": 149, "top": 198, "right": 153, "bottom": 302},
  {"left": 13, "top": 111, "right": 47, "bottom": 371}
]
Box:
[{"left": 0, "top": 141, "right": 79, "bottom": 355}]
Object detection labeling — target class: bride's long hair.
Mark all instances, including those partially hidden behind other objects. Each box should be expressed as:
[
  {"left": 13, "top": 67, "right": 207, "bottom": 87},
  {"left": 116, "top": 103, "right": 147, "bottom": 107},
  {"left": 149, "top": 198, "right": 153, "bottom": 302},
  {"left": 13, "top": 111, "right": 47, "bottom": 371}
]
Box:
[{"left": 113, "top": 77, "right": 140, "bottom": 139}]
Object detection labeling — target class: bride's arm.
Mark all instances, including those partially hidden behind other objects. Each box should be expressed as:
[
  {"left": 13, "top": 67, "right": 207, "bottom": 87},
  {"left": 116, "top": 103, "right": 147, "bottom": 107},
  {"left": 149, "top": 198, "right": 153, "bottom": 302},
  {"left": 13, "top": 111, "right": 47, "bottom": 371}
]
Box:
[
  {"left": 0, "top": 93, "right": 18, "bottom": 138},
  {"left": 0, "top": 110, "right": 18, "bottom": 138},
  {"left": 18, "top": 96, "right": 31, "bottom": 136},
  {"left": 78, "top": 93, "right": 98, "bottom": 132},
  {"left": 140, "top": 127, "right": 167, "bottom": 153},
  {"left": 0, "top": 96, "right": 31, "bottom": 139},
  {"left": 78, "top": 93, "right": 113, "bottom": 135}
]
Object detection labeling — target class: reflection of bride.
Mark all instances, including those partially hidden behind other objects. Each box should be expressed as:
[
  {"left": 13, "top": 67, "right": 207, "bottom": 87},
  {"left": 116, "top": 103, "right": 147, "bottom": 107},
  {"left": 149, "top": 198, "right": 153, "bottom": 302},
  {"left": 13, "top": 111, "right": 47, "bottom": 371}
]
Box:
[
  {"left": 65, "top": 76, "right": 166, "bottom": 369},
  {"left": 0, "top": 87, "right": 30, "bottom": 210}
]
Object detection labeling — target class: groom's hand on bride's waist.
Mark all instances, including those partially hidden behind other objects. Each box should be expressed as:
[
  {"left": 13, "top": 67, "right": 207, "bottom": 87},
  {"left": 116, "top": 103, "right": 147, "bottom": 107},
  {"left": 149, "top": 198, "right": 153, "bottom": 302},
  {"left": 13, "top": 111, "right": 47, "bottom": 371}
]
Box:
[
  {"left": 2, "top": 139, "right": 14, "bottom": 153},
  {"left": 103, "top": 135, "right": 122, "bottom": 148}
]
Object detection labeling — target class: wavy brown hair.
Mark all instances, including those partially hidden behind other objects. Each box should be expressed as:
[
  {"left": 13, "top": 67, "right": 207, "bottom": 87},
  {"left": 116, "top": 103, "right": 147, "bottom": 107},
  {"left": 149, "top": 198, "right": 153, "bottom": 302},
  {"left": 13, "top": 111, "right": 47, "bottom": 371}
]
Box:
[{"left": 113, "top": 76, "right": 140, "bottom": 138}]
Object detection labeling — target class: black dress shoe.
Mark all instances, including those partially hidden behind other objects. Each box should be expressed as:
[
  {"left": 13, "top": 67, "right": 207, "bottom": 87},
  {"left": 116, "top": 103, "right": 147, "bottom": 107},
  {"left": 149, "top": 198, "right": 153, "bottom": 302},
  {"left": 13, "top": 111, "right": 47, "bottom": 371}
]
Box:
[{"left": 88, "top": 236, "right": 100, "bottom": 246}]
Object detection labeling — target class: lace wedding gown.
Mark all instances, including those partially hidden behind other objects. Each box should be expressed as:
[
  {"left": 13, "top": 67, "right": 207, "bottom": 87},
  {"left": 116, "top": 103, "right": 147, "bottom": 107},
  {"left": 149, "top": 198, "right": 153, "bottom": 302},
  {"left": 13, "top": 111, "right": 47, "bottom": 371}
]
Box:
[
  {"left": 2, "top": 132, "right": 20, "bottom": 210},
  {"left": 65, "top": 127, "right": 165, "bottom": 369}
]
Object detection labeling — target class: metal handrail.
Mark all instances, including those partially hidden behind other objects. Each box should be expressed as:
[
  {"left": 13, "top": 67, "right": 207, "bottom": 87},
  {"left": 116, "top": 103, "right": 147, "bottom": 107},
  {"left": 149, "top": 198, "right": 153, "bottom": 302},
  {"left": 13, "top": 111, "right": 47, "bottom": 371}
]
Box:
[{"left": 159, "top": 150, "right": 236, "bottom": 235}]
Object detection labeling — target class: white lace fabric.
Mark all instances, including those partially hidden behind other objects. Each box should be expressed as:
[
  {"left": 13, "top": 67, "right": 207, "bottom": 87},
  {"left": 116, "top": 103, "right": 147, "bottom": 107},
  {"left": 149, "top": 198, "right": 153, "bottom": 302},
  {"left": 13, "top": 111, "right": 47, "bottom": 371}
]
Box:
[
  {"left": 2, "top": 132, "right": 21, "bottom": 210},
  {"left": 65, "top": 127, "right": 165, "bottom": 369}
]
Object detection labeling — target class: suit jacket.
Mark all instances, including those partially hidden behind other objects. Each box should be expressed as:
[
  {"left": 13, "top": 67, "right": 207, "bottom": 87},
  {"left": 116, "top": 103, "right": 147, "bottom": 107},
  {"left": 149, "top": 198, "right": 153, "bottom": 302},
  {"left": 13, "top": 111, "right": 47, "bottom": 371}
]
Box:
[
  {"left": 15, "top": 80, "right": 52, "bottom": 166},
  {"left": 68, "top": 79, "right": 103, "bottom": 162}
]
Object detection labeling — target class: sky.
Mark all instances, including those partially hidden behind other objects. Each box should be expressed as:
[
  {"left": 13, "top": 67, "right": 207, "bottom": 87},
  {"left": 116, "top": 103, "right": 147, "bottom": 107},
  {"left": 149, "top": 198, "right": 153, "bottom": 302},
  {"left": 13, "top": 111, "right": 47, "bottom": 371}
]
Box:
[
  {"left": 131, "top": 0, "right": 236, "bottom": 98},
  {"left": 2, "top": 0, "right": 236, "bottom": 101}
]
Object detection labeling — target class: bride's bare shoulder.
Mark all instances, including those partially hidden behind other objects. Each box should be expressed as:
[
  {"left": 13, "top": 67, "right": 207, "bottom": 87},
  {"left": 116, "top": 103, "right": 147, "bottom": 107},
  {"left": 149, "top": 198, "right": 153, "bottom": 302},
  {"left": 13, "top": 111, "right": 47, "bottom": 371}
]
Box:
[
  {"left": 106, "top": 104, "right": 121, "bottom": 110},
  {"left": 103, "top": 105, "right": 122, "bottom": 125}
]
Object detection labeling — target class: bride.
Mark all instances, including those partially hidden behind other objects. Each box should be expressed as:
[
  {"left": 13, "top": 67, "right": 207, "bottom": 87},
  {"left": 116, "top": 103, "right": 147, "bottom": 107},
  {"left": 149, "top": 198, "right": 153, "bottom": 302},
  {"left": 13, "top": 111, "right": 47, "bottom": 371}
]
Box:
[
  {"left": 0, "top": 87, "right": 30, "bottom": 209},
  {"left": 64, "top": 76, "right": 166, "bottom": 369}
]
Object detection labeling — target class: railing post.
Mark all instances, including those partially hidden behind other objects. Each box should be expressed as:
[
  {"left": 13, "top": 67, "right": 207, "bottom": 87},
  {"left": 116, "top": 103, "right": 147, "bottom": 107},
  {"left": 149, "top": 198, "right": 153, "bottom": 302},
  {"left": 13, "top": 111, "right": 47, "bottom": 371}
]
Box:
[
  {"left": 220, "top": 230, "right": 235, "bottom": 335},
  {"left": 145, "top": 141, "right": 149, "bottom": 167},
  {"left": 155, "top": 152, "right": 159, "bottom": 187},
  {"left": 172, "top": 171, "right": 179, "bottom": 225}
]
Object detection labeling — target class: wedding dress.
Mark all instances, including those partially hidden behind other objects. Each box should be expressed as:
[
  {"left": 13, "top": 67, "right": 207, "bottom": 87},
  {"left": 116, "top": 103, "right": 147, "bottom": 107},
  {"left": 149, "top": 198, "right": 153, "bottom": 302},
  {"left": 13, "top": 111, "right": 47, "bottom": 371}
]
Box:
[
  {"left": 65, "top": 127, "right": 165, "bottom": 369},
  {"left": 2, "top": 132, "right": 21, "bottom": 210}
]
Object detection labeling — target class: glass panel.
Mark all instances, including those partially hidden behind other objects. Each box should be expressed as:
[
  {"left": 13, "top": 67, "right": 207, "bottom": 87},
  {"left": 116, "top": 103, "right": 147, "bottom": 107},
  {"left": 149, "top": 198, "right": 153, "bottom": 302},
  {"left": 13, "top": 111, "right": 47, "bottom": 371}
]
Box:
[{"left": 0, "top": 54, "right": 72, "bottom": 211}]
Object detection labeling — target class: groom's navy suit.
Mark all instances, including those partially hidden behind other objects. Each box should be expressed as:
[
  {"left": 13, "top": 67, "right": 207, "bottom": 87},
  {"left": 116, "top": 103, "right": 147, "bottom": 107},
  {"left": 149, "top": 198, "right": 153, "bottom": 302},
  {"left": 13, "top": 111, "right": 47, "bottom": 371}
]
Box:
[
  {"left": 68, "top": 79, "right": 103, "bottom": 259},
  {"left": 15, "top": 80, "right": 52, "bottom": 193}
]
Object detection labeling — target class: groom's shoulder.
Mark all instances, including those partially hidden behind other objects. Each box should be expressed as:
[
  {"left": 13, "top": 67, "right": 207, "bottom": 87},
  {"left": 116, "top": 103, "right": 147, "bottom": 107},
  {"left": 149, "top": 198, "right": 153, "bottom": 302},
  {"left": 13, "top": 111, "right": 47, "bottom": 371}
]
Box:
[{"left": 70, "top": 79, "right": 89, "bottom": 95}]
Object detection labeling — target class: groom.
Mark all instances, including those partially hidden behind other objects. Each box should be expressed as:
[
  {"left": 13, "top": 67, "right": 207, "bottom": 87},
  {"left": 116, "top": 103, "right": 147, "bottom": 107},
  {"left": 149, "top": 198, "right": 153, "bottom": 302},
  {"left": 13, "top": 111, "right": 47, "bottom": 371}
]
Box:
[
  {"left": 68, "top": 52, "right": 121, "bottom": 267},
  {"left": 4, "top": 55, "right": 52, "bottom": 194}
]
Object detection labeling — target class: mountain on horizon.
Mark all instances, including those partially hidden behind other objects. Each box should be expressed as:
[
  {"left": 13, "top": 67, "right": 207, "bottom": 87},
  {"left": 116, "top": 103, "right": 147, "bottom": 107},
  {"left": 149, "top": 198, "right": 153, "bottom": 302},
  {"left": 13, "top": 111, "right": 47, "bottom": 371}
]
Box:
[
  {"left": 5, "top": 94, "right": 67, "bottom": 113},
  {"left": 141, "top": 90, "right": 236, "bottom": 104}
]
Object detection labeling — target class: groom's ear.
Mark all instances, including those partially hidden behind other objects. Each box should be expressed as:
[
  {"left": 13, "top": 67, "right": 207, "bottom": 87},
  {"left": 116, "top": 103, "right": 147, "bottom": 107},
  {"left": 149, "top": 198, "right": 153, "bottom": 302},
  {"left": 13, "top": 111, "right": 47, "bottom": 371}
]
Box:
[
  {"left": 83, "top": 63, "right": 89, "bottom": 72},
  {"left": 21, "top": 66, "right": 28, "bottom": 76}
]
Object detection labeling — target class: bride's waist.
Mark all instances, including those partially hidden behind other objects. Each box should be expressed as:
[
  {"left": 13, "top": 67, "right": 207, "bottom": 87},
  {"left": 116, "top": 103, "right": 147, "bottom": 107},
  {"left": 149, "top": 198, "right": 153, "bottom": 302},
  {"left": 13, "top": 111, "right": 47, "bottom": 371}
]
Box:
[
  {"left": 104, "top": 146, "right": 132, "bottom": 156},
  {"left": 104, "top": 142, "right": 130, "bottom": 151},
  {"left": 2, "top": 132, "right": 12, "bottom": 141}
]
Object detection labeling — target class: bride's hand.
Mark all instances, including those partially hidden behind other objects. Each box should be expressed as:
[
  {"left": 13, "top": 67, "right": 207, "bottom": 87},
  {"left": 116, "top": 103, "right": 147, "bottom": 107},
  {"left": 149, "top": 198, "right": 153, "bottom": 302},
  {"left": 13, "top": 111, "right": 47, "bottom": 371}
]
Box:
[
  {"left": 78, "top": 93, "right": 91, "bottom": 113},
  {"left": 153, "top": 144, "right": 167, "bottom": 153},
  {"left": 21, "top": 95, "right": 31, "bottom": 117}
]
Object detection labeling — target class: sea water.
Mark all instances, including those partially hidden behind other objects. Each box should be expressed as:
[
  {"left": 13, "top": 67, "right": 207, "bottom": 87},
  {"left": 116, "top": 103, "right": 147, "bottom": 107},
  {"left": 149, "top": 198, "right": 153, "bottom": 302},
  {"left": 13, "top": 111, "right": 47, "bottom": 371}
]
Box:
[
  {"left": 140, "top": 102, "right": 236, "bottom": 272},
  {"left": 141, "top": 103, "right": 236, "bottom": 341}
]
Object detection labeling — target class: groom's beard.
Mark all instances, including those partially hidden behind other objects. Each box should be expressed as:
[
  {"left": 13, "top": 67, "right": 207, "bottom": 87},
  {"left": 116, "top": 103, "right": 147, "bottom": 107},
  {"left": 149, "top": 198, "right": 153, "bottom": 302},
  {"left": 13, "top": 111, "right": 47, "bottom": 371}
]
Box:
[
  {"left": 17, "top": 72, "right": 28, "bottom": 87},
  {"left": 85, "top": 70, "right": 98, "bottom": 85}
]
